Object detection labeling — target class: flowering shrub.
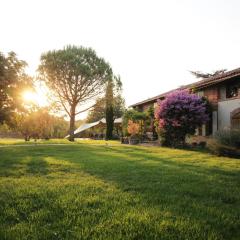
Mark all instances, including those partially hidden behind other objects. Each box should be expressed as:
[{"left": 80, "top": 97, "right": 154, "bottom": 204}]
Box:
[
  {"left": 127, "top": 120, "right": 140, "bottom": 137},
  {"left": 155, "top": 90, "right": 209, "bottom": 147},
  {"left": 123, "top": 109, "right": 147, "bottom": 138}
]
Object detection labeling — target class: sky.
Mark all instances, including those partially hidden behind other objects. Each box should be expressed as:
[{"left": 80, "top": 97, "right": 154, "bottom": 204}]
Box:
[{"left": 1, "top": 0, "right": 240, "bottom": 115}]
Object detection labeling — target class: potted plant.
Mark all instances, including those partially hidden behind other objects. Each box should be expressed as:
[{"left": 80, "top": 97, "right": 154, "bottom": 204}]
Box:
[{"left": 127, "top": 120, "right": 140, "bottom": 145}]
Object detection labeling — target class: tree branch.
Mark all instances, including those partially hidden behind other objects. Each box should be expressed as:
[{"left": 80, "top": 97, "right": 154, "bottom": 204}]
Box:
[{"left": 75, "top": 103, "right": 96, "bottom": 116}]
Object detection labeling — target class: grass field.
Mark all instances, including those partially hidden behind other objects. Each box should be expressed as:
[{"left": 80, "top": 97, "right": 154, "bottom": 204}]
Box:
[
  {"left": 0, "top": 140, "right": 240, "bottom": 239},
  {"left": 0, "top": 138, "right": 119, "bottom": 145}
]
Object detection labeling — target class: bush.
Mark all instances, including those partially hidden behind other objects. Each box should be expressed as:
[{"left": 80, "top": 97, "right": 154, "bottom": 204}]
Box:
[
  {"left": 208, "top": 129, "right": 240, "bottom": 158},
  {"left": 155, "top": 90, "right": 209, "bottom": 147},
  {"left": 127, "top": 120, "right": 140, "bottom": 137},
  {"left": 214, "top": 129, "right": 240, "bottom": 148}
]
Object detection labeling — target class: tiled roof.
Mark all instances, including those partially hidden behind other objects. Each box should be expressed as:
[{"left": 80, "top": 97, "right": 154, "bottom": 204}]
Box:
[{"left": 129, "top": 68, "right": 240, "bottom": 108}]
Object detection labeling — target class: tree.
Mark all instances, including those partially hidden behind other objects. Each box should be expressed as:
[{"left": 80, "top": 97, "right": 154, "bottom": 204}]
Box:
[
  {"left": 87, "top": 94, "right": 125, "bottom": 123},
  {"left": 105, "top": 76, "right": 123, "bottom": 140},
  {"left": 52, "top": 117, "right": 69, "bottom": 138},
  {"left": 38, "top": 46, "right": 112, "bottom": 141},
  {"left": 155, "top": 90, "right": 209, "bottom": 147},
  {"left": 105, "top": 80, "right": 114, "bottom": 140},
  {"left": 86, "top": 75, "right": 124, "bottom": 140},
  {"left": 0, "top": 51, "right": 32, "bottom": 124},
  {"left": 86, "top": 98, "right": 106, "bottom": 122},
  {"left": 190, "top": 69, "right": 227, "bottom": 79},
  {"left": 15, "top": 107, "right": 69, "bottom": 141},
  {"left": 15, "top": 111, "right": 37, "bottom": 141}
]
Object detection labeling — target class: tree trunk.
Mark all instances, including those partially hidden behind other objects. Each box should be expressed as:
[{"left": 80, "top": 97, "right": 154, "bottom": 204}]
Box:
[
  {"left": 105, "top": 80, "right": 114, "bottom": 140},
  {"left": 24, "top": 135, "right": 30, "bottom": 141},
  {"left": 69, "top": 105, "right": 76, "bottom": 142},
  {"left": 106, "top": 105, "right": 114, "bottom": 140}
]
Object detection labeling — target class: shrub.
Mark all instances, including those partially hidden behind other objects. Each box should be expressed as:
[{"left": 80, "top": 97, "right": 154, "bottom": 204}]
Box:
[
  {"left": 214, "top": 129, "right": 240, "bottom": 148},
  {"left": 155, "top": 90, "right": 209, "bottom": 147},
  {"left": 122, "top": 109, "right": 147, "bottom": 138},
  {"left": 208, "top": 129, "right": 240, "bottom": 158},
  {"left": 127, "top": 120, "right": 140, "bottom": 138}
]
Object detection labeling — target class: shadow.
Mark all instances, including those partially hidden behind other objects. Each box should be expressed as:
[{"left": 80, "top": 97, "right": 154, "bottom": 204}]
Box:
[
  {"left": 51, "top": 144, "right": 240, "bottom": 238},
  {"left": 1, "top": 144, "right": 240, "bottom": 238},
  {"left": 0, "top": 146, "right": 51, "bottom": 177},
  {"left": 26, "top": 158, "right": 49, "bottom": 175},
  {"left": 0, "top": 148, "right": 28, "bottom": 177},
  {"left": 110, "top": 145, "right": 240, "bottom": 176}
]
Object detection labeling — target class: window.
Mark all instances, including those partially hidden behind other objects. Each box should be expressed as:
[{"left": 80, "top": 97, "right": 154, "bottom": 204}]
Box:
[{"left": 226, "top": 80, "right": 240, "bottom": 98}]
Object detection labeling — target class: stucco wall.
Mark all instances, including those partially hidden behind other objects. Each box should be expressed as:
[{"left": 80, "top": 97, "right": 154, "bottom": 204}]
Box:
[
  {"left": 212, "top": 111, "right": 218, "bottom": 134},
  {"left": 218, "top": 98, "right": 240, "bottom": 129}
]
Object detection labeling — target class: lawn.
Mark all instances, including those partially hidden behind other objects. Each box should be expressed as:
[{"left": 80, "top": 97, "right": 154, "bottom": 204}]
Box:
[
  {"left": 0, "top": 138, "right": 119, "bottom": 145},
  {"left": 0, "top": 141, "right": 240, "bottom": 240}
]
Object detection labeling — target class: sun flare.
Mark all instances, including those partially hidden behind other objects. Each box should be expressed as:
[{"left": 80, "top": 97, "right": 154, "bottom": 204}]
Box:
[
  {"left": 22, "top": 86, "right": 48, "bottom": 107},
  {"left": 22, "top": 91, "right": 36, "bottom": 102}
]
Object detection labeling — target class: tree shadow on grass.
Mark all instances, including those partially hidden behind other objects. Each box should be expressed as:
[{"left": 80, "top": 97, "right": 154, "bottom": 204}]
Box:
[
  {"left": 108, "top": 146, "right": 240, "bottom": 177},
  {"left": 53, "top": 144, "right": 240, "bottom": 239},
  {"left": 0, "top": 147, "right": 50, "bottom": 176},
  {"left": 1, "top": 146, "right": 240, "bottom": 239},
  {"left": 26, "top": 158, "right": 49, "bottom": 175},
  {"left": 0, "top": 148, "right": 28, "bottom": 177}
]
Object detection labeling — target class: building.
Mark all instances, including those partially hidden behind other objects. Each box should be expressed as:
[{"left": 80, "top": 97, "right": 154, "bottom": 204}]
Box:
[{"left": 130, "top": 68, "right": 240, "bottom": 136}]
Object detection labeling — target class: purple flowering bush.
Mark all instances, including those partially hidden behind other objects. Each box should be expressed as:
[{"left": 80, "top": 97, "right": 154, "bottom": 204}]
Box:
[{"left": 155, "top": 90, "right": 209, "bottom": 147}]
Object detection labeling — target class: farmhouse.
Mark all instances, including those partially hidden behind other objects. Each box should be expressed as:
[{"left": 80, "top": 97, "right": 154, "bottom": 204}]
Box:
[{"left": 130, "top": 68, "right": 240, "bottom": 136}]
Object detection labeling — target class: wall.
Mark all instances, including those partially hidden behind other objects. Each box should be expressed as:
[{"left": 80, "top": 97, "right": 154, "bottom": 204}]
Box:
[
  {"left": 218, "top": 98, "right": 240, "bottom": 129},
  {"left": 203, "top": 86, "right": 219, "bottom": 110},
  {"left": 134, "top": 101, "right": 155, "bottom": 112}
]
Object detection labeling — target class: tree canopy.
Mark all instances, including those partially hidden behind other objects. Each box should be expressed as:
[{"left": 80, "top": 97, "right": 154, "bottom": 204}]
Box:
[
  {"left": 87, "top": 94, "right": 125, "bottom": 123},
  {"left": 0, "top": 51, "right": 32, "bottom": 124},
  {"left": 38, "top": 46, "right": 113, "bottom": 141},
  {"left": 14, "top": 107, "right": 69, "bottom": 141}
]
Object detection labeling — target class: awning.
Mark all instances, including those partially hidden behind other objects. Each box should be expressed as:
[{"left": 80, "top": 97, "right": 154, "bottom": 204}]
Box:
[{"left": 65, "top": 118, "right": 122, "bottom": 138}]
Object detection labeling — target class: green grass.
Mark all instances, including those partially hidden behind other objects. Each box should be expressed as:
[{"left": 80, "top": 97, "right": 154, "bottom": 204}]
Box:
[
  {"left": 0, "top": 138, "right": 119, "bottom": 145},
  {"left": 0, "top": 141, "right": 240, "bottom": 239}
]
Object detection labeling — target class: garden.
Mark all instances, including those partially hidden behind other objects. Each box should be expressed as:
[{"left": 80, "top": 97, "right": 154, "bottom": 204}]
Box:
[{"left": 123, "top": 90, "right": 240, "bottom": 158}]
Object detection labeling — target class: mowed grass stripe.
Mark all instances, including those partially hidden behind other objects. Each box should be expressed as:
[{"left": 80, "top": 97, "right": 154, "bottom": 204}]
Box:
[{"left": 0, "top": 143, "right": 239, "bottom": 240}]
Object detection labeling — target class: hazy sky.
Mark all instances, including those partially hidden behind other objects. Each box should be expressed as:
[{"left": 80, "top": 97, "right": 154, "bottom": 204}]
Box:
[{"left": 1, "top": 0, "right": 240, "bottom": 108}]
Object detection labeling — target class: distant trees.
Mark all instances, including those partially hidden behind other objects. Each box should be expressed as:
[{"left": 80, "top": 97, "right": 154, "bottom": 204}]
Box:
[
  {"left": 86, "top": 98, "right": 106, "bottom": 122},
  {"left": 155, "top": 90, "right": 209, "bottom": 147},
  {"left": 0, "top": 51, "right": 32, "bottom": 124},
  {"left": 87, "top": 94, "right": 125, "bottom": 123},
  {"left": 38, "top": 46, "right": 113, "bottom": 141},
  {"left": 15, "top": 108, "right": 68, "bottom": 141}
]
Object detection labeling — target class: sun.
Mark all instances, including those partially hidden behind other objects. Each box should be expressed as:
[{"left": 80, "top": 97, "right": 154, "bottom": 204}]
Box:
[
  {"left": 22, "top": 87, "right": 48, "bottom": 107},
  {"left": 23, "top": 91, "right": 36, "bottom": 102}
]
